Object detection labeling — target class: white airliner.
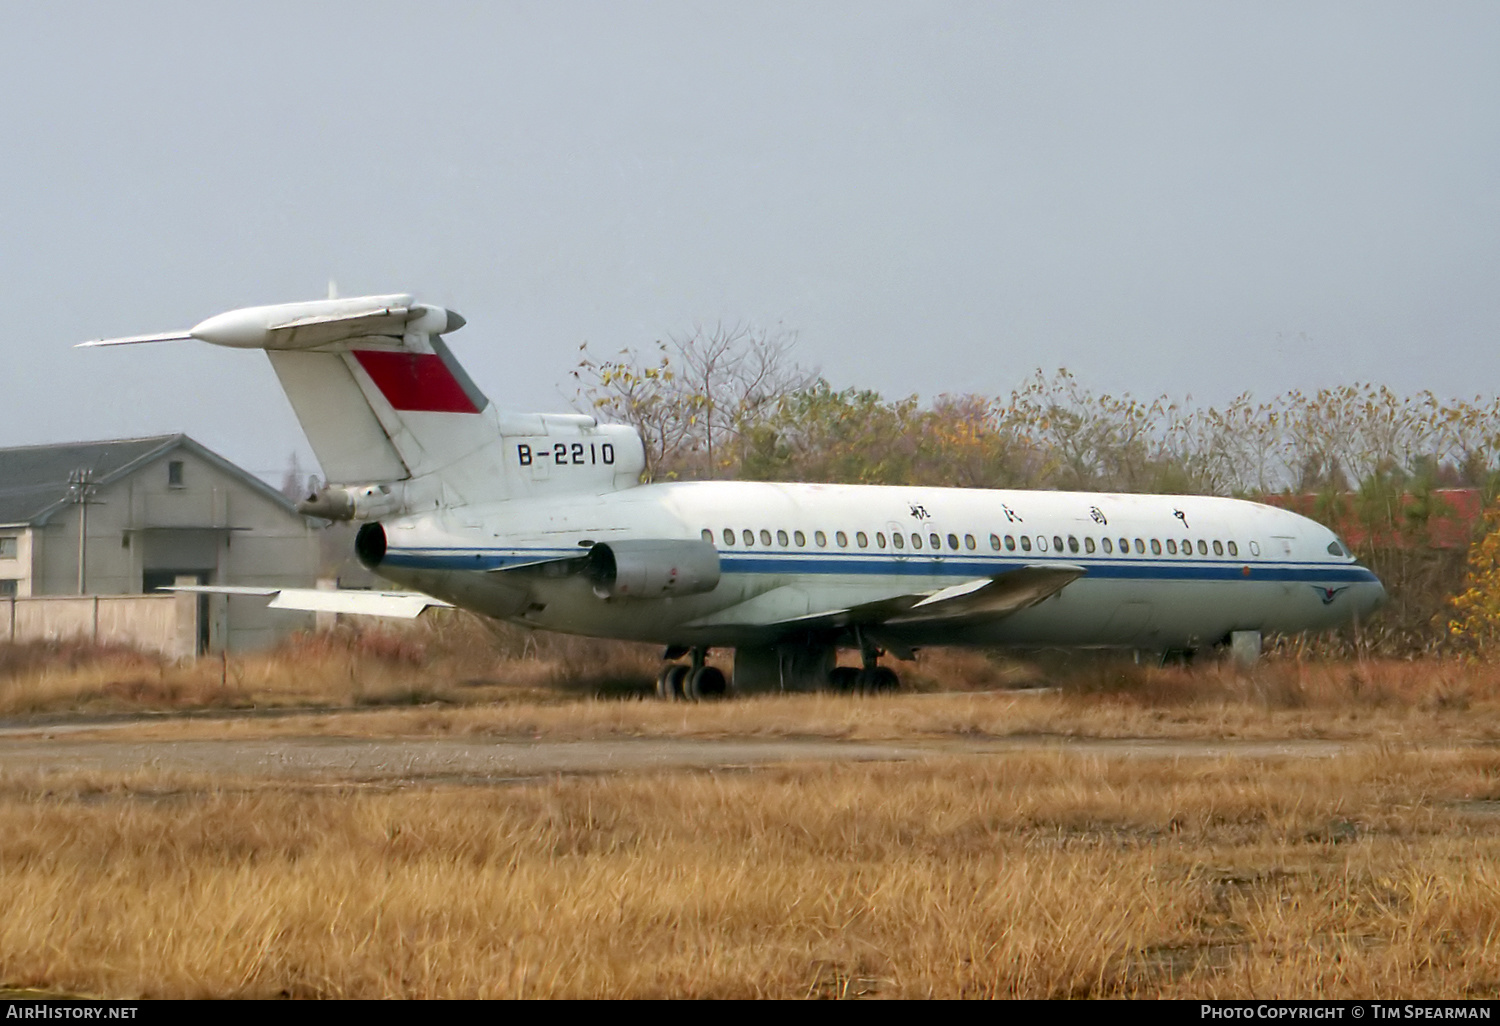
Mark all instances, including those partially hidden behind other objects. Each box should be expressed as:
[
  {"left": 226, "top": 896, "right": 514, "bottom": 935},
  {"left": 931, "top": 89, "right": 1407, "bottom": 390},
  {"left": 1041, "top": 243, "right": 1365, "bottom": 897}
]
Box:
[{"left": 84, "top": 294, "right": 1385, "bottom": 697}]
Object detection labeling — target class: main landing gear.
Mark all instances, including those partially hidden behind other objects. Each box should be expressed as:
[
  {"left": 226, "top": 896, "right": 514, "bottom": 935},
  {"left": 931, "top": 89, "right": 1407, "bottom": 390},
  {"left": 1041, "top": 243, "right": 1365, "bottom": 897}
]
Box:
[
  {"left": 655, "top": 647, "right": 728, "bottom": 701},
  {"left": 656, "top": 635, "right": 902, "bottom": 699}
]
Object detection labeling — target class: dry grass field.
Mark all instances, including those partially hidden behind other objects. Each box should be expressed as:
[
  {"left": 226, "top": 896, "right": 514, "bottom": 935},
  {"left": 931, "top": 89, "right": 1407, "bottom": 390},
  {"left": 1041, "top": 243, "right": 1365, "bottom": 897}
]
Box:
[
  {"left": 6, "top": 617, "right": 1500, "bottom": 998},
  {"left": 2, "top": 748, "right": 1500, "bottom": 998}
]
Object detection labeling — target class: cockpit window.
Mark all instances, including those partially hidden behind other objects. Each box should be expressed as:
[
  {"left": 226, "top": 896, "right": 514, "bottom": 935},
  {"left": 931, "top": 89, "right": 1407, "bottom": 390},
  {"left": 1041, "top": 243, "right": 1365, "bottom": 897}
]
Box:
[{"left": 1328, "top": 538, "right": 1351, "bottom": 557}]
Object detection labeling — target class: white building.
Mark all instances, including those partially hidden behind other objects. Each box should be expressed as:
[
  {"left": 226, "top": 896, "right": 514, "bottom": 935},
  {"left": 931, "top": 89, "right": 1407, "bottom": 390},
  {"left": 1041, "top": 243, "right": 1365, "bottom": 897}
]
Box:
[{"left": 0, "top": 434, "right": 319, "bottom": 652}]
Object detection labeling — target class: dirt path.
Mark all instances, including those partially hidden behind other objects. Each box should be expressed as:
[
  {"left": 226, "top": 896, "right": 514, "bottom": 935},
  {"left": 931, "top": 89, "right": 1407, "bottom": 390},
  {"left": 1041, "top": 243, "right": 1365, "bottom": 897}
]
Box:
[{"left": 0, "top": 730, "right": 1362, "bottom": 784}]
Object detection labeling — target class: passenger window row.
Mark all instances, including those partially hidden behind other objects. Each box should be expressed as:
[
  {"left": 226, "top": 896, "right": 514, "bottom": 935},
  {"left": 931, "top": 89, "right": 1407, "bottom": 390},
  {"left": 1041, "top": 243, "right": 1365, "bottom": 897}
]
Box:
[{"left": 702, "top": 527, "right": 1243, "bottom": 558}]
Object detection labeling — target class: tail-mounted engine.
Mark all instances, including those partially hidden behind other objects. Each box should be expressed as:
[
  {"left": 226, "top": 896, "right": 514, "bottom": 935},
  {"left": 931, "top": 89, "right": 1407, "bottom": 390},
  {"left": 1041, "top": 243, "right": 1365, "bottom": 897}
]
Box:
[{"left": 585, "top": 539, "right": 720, "bottom": 599}]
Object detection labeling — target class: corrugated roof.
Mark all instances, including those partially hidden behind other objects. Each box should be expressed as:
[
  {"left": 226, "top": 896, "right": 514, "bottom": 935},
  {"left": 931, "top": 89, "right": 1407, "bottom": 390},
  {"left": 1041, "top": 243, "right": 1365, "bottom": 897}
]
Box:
[{"left": 0, "top": 434, "right": 300, "bottom": 527}]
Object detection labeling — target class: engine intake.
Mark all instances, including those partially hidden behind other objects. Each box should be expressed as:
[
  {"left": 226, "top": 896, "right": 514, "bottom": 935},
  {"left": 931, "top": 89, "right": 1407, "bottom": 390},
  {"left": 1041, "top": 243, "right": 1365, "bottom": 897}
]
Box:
[{"left": 585, "top": 539, "right": 720, "bottom": 600}]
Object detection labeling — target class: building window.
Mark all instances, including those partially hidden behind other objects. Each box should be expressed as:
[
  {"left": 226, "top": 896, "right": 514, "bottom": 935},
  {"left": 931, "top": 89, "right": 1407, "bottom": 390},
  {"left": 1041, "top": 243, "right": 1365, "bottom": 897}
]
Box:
[
  {"left": 0, "top": 537, "right": 15, "bottom": 559},
  {"left": 168, "top": 460, "right": 185, "bottom": 488},
  {"left": 0, "top": 580, "right": 14, "bottom": 596}
]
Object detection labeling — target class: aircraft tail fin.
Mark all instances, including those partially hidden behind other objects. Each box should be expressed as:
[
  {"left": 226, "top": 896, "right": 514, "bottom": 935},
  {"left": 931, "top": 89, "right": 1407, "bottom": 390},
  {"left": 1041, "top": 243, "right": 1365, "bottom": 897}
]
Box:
[{"left": 84, "top": 294, "right": 645, "bottom": 514}]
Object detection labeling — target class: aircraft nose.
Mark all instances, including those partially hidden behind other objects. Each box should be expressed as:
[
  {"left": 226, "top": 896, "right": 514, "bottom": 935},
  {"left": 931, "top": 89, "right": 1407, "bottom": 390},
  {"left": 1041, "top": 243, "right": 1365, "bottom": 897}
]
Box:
[{"left": 1359, "top": 576, "right": 1387, "bottom": 617}]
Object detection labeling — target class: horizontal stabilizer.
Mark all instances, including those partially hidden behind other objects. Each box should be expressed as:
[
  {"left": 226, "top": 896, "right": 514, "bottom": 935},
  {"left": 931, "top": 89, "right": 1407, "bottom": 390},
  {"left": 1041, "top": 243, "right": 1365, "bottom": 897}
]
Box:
[
  {"left": 77, "top": 331, "right": 196, "bottom": 348},
  {"left": 164, "top": 585, "right": 451, "bottom": 618}
]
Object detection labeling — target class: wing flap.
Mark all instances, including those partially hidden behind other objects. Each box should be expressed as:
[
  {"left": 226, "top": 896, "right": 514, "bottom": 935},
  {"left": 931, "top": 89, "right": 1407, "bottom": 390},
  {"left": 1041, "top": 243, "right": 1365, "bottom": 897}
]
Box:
[
  {"left": 164, "top": 585, "right": 450, "bottom": 618},
  {"left": 712, "top": 563, "right": 1087, "bottom": 633}
]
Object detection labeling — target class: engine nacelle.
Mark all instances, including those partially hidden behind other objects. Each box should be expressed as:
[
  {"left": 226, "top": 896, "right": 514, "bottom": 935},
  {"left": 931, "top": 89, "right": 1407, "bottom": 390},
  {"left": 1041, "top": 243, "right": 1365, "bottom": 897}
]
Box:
[
  {"left": 298, "top": 483, "right": 404, "bottom": 521},
  {"left": 585, "top": 539, "right": 720, "bottom": 600}
]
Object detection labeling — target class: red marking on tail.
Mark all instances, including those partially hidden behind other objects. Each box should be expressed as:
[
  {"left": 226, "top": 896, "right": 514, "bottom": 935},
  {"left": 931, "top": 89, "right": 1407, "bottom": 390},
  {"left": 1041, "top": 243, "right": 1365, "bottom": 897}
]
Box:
[{"left": 352, "top": 350, "right": 480, "bottom": 413}]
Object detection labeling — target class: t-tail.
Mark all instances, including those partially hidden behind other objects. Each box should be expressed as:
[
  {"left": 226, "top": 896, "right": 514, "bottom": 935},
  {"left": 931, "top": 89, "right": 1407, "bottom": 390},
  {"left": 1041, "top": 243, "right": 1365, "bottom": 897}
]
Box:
[{"left": 81, "top": 294, "right": 646, "bottom": 518}]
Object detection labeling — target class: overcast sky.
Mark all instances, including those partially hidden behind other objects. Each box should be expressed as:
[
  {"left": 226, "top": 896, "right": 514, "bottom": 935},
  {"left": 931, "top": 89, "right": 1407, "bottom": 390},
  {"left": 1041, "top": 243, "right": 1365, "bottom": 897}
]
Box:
[{"left": 2, "top": 2, "right": 1497, "bottom": 483}]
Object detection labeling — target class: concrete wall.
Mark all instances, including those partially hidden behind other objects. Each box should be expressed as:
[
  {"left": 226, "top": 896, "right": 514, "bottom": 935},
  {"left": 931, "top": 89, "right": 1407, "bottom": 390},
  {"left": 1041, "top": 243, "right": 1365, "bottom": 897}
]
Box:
[{"left": 1, "top": 593, "right": 195, "bottom": 660}]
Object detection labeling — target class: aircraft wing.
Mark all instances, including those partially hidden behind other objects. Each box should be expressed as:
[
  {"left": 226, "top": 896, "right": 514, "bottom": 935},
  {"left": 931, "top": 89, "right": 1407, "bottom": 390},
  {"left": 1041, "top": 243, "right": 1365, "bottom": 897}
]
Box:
[
  {"left": 684, "top": 563, "right": 1086, "bottom": 633},
  {"left": 163, "top": 585, "right": 451, "bottom": 618}
]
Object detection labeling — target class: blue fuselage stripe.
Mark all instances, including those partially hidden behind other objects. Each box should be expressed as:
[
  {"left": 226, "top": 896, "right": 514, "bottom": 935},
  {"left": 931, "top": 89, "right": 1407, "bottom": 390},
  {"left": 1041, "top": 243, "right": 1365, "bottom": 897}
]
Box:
[{"left": 380, "top": 546, "right": 1379, "bottom": 584}]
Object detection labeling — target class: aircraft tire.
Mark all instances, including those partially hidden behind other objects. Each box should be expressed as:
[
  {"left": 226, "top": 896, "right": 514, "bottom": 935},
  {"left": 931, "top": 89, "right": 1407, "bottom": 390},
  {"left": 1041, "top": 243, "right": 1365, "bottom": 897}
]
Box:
[
  {"left": 657, "top": 664, "right": 689, "bottom": 701},
  {"left": 829, "top": 666, "right": 860, "bottom": 693},
  {"left": 857, "top": 667, "right": 900, "bottom": 694},
  {"left": 686, "top": 665, "right": 728, "bottom": 701}
]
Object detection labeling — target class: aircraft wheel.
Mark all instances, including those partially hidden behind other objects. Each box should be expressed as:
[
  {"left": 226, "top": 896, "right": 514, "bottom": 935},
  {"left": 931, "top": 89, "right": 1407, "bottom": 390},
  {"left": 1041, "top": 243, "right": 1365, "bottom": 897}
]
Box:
[
  {"left": 857, "top": 667, "right": 900, "bottom": 693},
  {"left": 829, "top": 666, "right": 860, "bottom": 693},
  {"left": 657, "top": 664, "right": 689, "bottom": 701},
  {"left": 686, "top": 665, "right": 728, "bottom": 701}
]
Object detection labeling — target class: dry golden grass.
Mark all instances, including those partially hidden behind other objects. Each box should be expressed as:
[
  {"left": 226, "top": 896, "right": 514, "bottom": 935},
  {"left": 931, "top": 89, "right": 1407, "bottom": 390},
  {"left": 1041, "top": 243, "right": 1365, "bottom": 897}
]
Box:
[
  {"left": 8, "top": 612, "right": 1500, "bottom": 749},
  {"left": 3, "top": 747, "right": 1500, "bottom": 998}
]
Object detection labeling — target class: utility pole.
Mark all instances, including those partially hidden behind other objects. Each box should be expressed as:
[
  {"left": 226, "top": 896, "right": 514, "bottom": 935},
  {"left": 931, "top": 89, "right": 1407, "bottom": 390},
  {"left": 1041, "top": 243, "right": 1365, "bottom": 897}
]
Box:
[{"left": 67, "top": 468, "right": 100, "bottom": 595}]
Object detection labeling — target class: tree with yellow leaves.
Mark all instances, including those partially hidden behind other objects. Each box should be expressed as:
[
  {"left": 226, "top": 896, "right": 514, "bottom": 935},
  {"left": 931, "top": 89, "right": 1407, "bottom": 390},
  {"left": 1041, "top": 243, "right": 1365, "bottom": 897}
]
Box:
[{"left": 1447, "top": 504, "right": 1500, "bottom": 655}]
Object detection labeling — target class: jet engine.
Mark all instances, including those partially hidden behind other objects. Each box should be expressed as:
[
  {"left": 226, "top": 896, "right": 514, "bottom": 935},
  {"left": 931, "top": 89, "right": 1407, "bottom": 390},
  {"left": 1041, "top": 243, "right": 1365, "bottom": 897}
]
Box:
[{"left": 585, "top": 539, "right": 720, "bottom": 599}]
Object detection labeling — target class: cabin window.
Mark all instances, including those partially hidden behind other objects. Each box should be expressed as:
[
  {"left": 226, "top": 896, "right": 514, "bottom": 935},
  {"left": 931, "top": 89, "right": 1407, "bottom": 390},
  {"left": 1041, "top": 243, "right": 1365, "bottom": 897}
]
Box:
[
  {"left": 1150, "top": 539, "right": 1162, "bottom": 555},
  {"left": 1084, "top": 537, "right": 1095, "bottom": 554},
  {"left": 964, "top": 534, "right": 976, "bottom": 550},
  {"left": 0, "top": 537, "right": 15, "bottom": 559},
  {"left": 1102, "top": 537, "right": 1112, "bottom": 554},
  {"left": 776, "top": 529, "right": 789, "bottom": 547},
  {"left": 1005, "top": 535, "right": 1017, "bottom": 552},
  {"left": 815, "top": 530, "right": 827, "bottom": 547},
  {"left": 1134, "top": 539, "right": 1145, "bottom": 554},
  {"left": 167, "top": 460, "right": 184, "bottom": 488},
  {"left": 930, "top": 533, "right": 942, "bottom": 550},
  {"left": 1250, "top": 540, "right": 1261, "bottom": 557},
  {"left": 743, "top": 530, "right": 755, "bottom": 546},
  {"left": 702, "top": 529, "right": 714, "bottom": 544},
  {"left": 1197, "top": 539, "right": 1208, "bottom": 555},
  {"left": 856, "top": 531, "right": 868, "bottom": 548},
  {"left": 1067, "top": 535, "right": 1079, "bottom": 554},
  {"left": 723, "top": 528, "right": 735, "bottom": 546},
  {"left": 893, "top": 533, "right": 905, "bottom": 550},
  {"left": 794, "top": 530, "right": 806, "bottom": 546},
  {"left": 1037, "top": 536, "right": 1048, "bottom": 552},
  {"left": 876, "top": 532, "right": 886, "bottom": 548},
  {"left": 1181, "top": 538, "right": 1191, "bottom": 554},
  {"left": 947, "top": 533, "right": 959, "bottom": 550},
  {"left": 760, "top": 530, "right": 773, "bottom": 546},
  {"left": 1052, "top": 535, "right": 1063, "bottom": 552},
  {"left": 836, "top": 531, "right": 848, "bottom": 548},
  {"left": 911, "top": 534, "right": 922, "bottom": 550},
  {"left": 1166, "top": 539, "right": 1177, "bottom": 554},
  {"left": 1119, "top": 537, "right": 1130, "bottom": 553},
  {"left": 989, "top": 533, "right": 1001, "bottom": 551},
  {"left": 1227, "top": 541, "right": 1238, "bottom": 557},
  {"left": 1020, "top": 536, "right": 1032, "bottom": 552},
  {"left": 1213, "top": 540, "right": 1224, "bottom": 556}
]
